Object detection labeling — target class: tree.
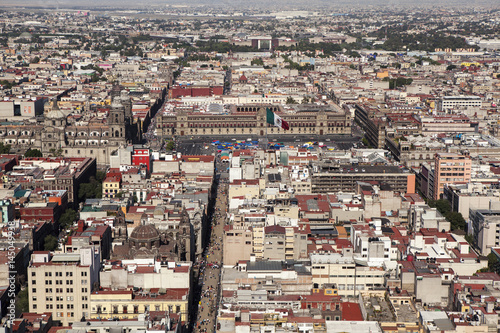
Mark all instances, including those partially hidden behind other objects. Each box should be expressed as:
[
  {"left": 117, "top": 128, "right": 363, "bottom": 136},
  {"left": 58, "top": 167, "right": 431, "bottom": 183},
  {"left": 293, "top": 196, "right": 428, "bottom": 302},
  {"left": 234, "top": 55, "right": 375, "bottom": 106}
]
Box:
[
  {"left": 59, "top": 208, "right": 78, "bottom": 230},
  {"left": 44, "top": 235, "right": 58, "bottom": 251},
  {"left": 31, "top": 56, "right": 40, "bottom": 64},
  {"left": 16, "top": 288, "right": 29, "bottom": 315},
  {"left": 251, "top": 58, "right": 264, "bottom": 66},
  {"left": 78, "top": 179, "right": 102, "bottom": 201},
  {"left": 25, "top": 149, "right": 43, "bottom": 157},
  {"left": 301, "top": 96, "right": 310, "bottom": 104},
  {"left": 446, "top": 64, "right": 457, "bottom": 71},
  {"left": 488, "top": 252, "right": 499, "bottom": 272},
  {"left": 428, "top": 199, "right": 466, "bottom": 231},
  {"left": 166, "top": 141, "right": 175, "bottom": 151},
  {"left": 286, "top": 97, "right": 297, "bottom": 104},
  {"left": 0, "top": 143, "right": 10, "bottom": 154}
]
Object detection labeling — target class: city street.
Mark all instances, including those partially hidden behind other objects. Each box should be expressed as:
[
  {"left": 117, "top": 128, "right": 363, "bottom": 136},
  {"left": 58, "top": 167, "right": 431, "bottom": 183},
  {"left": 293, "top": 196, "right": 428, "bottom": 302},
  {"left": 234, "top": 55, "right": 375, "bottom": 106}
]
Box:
[{"left": 193, "top": 158, "right": 227, "bottom": 333}]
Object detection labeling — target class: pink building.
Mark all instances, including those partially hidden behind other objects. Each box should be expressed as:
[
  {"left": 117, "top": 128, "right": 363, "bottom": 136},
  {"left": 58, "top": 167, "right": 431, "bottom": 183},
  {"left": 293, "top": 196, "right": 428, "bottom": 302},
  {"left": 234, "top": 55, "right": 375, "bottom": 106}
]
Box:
[{"left": 433, "top": 153, "right": 471, "bottom": 200}]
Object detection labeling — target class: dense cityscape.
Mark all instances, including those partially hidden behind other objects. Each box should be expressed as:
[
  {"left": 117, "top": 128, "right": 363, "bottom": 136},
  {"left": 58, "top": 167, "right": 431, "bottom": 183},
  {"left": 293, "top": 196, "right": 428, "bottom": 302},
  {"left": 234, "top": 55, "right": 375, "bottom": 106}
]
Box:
[{"left": 0, "top": 4, "right": 499, "bottom": 333}]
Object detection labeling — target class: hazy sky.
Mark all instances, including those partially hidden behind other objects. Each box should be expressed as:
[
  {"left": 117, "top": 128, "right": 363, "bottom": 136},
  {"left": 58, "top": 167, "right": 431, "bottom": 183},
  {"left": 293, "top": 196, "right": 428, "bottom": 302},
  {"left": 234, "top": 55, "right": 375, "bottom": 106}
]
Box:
[{"left": 2, "top": 0, "right": 499, "bottom": 9}]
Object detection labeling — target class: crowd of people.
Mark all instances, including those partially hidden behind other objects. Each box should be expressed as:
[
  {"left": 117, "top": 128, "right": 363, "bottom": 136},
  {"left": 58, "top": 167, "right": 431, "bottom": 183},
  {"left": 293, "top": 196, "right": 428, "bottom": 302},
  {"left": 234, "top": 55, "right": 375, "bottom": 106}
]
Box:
[{"left": 195, "top": 168, "right": 228, "bottom": 333}]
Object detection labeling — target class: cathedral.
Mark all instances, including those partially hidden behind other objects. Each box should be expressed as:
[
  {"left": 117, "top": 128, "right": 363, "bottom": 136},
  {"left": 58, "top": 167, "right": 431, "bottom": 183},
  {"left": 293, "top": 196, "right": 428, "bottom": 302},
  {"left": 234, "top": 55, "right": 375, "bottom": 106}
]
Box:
[{"left": 0, "top": 86, "right": 140, "bottom": 166}]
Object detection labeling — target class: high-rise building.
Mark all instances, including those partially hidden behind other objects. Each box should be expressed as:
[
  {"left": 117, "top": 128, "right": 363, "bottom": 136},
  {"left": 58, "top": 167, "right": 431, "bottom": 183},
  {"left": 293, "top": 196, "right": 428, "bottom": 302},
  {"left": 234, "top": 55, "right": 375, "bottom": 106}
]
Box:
[
  {"left": 433, "top": 153, "right": 471, "bottom": 200},
  {"left": 28, "top": 248, "right": 100, "bottom": 325}
]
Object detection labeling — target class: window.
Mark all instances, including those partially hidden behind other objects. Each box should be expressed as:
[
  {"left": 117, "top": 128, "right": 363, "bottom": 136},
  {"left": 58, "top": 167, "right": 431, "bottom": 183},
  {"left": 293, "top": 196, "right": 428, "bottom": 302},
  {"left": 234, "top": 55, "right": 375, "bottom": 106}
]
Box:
[
  {"left": 66, "top": 272, "right": 73, "bottom": 277},
  {"left": 31, "top": 272, "right": 36, "bottom": 277},
  {"left": 32, "top": 280, "right": 36, "bottom": 285}
]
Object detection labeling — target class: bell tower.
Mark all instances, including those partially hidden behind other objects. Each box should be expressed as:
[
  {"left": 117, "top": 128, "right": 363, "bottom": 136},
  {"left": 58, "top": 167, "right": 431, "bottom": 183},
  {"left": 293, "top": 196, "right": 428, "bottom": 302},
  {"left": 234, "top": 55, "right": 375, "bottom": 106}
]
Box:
[{"left": 109, "top": 97, "right": 125, "bottom": 141}]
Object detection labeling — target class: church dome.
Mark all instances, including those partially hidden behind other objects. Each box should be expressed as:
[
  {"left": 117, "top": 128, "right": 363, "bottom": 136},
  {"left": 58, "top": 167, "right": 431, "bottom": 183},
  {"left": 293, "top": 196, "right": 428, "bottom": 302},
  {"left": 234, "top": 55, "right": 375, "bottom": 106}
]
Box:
[
  {"left": 45, "top": 100, "right": 66, "bottom": 119},
  {"left": 129, "top": 224, "right": 160, "bottom": 243}
]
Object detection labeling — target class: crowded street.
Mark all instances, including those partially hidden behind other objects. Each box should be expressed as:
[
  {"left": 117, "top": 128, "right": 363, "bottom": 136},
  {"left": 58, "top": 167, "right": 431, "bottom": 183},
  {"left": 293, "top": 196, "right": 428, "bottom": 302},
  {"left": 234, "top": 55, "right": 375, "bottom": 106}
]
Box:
[{"left": 194, "top": 157, "right": 228, "bottom": 333}]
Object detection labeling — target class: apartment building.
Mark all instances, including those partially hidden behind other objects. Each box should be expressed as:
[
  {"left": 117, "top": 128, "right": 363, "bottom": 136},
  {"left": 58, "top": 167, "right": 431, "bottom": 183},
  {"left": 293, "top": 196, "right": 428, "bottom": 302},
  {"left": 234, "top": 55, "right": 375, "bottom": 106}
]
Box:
[
  {"left": 311, "top": 165, "right": 415, "bottom": 195},
  {"left": 310, "top": 253, "right": 385, "bottom": 297},
  {"left": 438, "top": 95, "right": 482, "bottom": 111},
  {"left": 223, "top": 224, "right": 253, "bottom": 266},
  {"left": 28, "top": 249, "right": 100, "bottom": 325},
  {"left": 471, "top": 209, "right": 500, "bottom": 255},
  {"left": 433, "top": 153, "right": 471, "bottom": 200}
]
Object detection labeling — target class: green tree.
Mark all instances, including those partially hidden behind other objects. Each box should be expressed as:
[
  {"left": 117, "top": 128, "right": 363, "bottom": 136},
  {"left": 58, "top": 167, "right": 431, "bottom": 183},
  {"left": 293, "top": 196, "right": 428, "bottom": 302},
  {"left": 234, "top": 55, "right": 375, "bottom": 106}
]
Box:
[
  {"left": 31, "top": 56, "right": 40, "bottom": 64},
  {"left": 25, "top": 149, "right": 43, "bottom": 157},
  {"left": 78, "top": 179, "right": 102, "bottom": 201},
  {"left": 488, "top": 252, "right": 499, "bottom": 272},
  {"left": 16, "top": 288, "right": 29, "bottom": 315},
  {"left": 59, "top": 208, "right": 78, "bottom": 230},
  {"left": 96, "top": 170, "right": 106, "bottom": 182},
  {"left": 286, "top": 97, "right": 297, "bottom": 104},
  {"left": 0, "top": 143, "right": 10, "bottom": 154},
  {"left": 166, "top": 141, "right": 175, "bottom": 151},
  {"left": 447, "top": 64, "right": 457, "bottom": 71},
  {"left": 428, "top": 199, "right": 466, "bottom": 231},
  {"left": 251, "top": 58, "right": 264, "bottom": 66},
  {"left": 43, "top": 234, "right": 58, "bottom": 251}
]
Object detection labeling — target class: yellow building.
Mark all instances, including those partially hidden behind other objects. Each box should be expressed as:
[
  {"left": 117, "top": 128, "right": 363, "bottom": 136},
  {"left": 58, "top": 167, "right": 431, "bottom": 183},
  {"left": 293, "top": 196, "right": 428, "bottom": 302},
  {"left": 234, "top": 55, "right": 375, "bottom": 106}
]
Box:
[
  {"left": 102, "top": 176, "right": 121, "bottom": 198},
  {"left": 90, "top": 288, "right": 189, "bottom": 321}
]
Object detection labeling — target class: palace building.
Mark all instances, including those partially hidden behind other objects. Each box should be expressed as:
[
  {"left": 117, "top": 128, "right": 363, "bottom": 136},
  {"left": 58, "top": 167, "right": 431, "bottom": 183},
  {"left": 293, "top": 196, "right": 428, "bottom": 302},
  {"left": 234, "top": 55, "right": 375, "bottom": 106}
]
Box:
[{"left": 156, "top": 104, "right": 351, "bottom": 137}]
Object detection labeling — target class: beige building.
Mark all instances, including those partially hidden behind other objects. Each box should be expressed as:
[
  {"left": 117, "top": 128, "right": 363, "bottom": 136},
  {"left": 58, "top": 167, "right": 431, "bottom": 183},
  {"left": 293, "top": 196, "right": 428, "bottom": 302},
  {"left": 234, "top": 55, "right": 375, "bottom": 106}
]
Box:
[
  {"left": 223, "top": 224, "right": 254, "bottom": 266},
  {"left": 28, "top": 249, "right": 100, "bottom": 325},
  {"left": 228, "top": 179, "right": 263, "bottom": 200},
  {"left": 157, "top": 104, "right": 351, "bottom": 138},
  {"left": 99, "top": 260, "right": 191, "bottom": 290},
  {"left": 310, "top": 253, "right": 385, "bottom": 297}
]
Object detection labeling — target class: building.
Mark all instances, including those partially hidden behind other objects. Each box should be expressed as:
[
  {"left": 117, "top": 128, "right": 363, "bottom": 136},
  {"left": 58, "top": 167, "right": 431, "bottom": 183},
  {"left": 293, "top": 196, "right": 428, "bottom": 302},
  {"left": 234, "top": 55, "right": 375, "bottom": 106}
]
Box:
[
  {"left": 443, "top": 183, "right": 500, "bottom": 220},
  {"left": 471, "top": 209, "right": 500, "bottom": 255},
  {"left": 28, "top": 249, "right": 100, "bottom": 325},
  {"left": 102, "top": 176, "right": 121, "bottom": 199},
  {"left": 89, "top": 288, "right": 189, "bottom": 322},
  {"left": 438, "top": 95, "right": 482, "bottom": 112},
  {"left": 311, "top": 164, "right": 415, "bottom": 194},
  {"left": 132, "top": 148, "right": 151, "bottom": 171},
  {"left": 0, "top": 86, "right": 145, "bottom": 166},
  {"left": 156, "top": 104, "right": 351, "bottom": 138},
  {"left": 223, "top": 224, "right": 253, "bottom": 266},
  {"left": 433, "top": 153, "right": 471, "bottom": 200},
  {"left": 310, "top": 253, "right": 385, "bottom": 297},
  {"left": 6, "top": 157, "right": 96, "bottom": 205},
  {"left": 354, "top": 104, "right": 387, "bottom": 149}
]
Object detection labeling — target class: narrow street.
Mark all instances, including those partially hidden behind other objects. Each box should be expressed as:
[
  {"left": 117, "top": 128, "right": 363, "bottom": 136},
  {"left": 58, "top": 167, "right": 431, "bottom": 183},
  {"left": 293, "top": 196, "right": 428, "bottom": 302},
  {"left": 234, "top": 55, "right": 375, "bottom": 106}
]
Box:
[{"left": 192, "top": 156, "right": 228, "bottom": 333}]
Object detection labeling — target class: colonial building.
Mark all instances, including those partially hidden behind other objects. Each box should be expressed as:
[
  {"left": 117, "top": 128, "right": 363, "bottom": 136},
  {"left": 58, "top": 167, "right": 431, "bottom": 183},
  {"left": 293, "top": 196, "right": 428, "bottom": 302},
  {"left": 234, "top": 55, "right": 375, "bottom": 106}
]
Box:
[
  {"left": 0, "top": 86, "right": 142, "bottom": 166},
  {"left": 156, "top": 104, "right": 351, "bottom": 137}
]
